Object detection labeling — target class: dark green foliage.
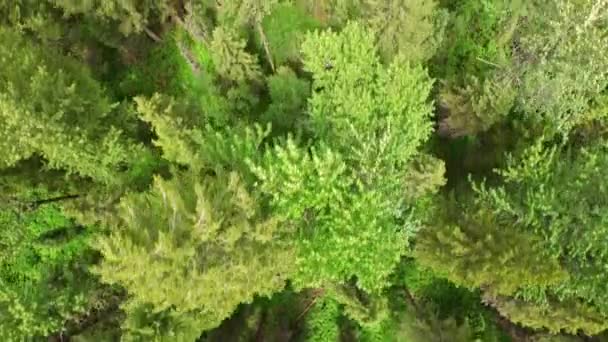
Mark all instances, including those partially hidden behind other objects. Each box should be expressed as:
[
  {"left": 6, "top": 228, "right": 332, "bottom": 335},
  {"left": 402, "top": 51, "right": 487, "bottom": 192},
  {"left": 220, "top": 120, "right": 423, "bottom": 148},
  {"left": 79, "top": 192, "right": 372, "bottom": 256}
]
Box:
[
  {"left": 118, "top": 29, "right": 227, "bottom": 123},
  {"left": 0, "top": 194, "right": 100, "bottom": 339},
  {"left": 259, "top": 3, "right": 320, "bottom": 66},
  {"left": 262, "top": 66, "right": 311, "bottom": 134},
  {"left": 51, "top": 0, "right": 178, "bottom": 35},
  {"left": 434, "top": 0, "right": 520, "bottom": 81}
]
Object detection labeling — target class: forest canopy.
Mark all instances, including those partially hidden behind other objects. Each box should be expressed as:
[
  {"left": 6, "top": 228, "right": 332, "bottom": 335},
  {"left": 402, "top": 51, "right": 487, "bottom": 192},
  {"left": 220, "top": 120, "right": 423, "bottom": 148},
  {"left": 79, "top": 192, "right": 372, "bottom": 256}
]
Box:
[{"left": 1, "top": 0, "right": 608, "bottom": 341}]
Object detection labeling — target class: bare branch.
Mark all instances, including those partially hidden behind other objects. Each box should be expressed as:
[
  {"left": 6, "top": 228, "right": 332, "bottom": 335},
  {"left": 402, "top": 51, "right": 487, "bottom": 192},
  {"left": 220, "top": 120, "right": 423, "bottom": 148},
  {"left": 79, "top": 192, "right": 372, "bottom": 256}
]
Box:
[
  {"left": 256, "top": 19, "right": 276, "bottom": 73},
  {"left": 144, "top": 27, "right": 162, "bottom": 42}
]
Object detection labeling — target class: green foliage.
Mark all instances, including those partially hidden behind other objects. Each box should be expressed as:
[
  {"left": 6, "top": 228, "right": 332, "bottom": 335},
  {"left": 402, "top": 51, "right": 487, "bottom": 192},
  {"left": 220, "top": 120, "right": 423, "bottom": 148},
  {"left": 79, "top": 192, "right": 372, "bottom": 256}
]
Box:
[
  {"left": 301, "top": 22, "right": 435, "bottom": 166},
  {"left": 363, "top": 0, "right": 448, "bottom": 63},
  {"left": 51, "top": 0, "right": 176, "bottom": 35},
  {"left": 135, "top": 94, "right": 270, "bottom": 176},
  {"left": 251, "top": 22, "right": 440, "bottom": 292},
  {"left": 468, "top": 139, "right": 608, "bottom": 332},
  {"left": 392, "top": 260, "right": 511, "bottom": 342},
  {"left": 305, "top": 296, "right": 341, "bottom": 342},
  {"left": 119, "top": 29, "right": 227, "bottom": 124},
  {"left": 259, "top": 3, "right": 320, "bottom": 66},
  {"left": 416, "top": 208, "right": 567, "bottom": 297},
  {"left": 0, "top": 0, "right": 66, "bottom": 40},
  {"left": 487, "top": 294, "right": 608, "bottom": 335},
  {"left": 3, "top": 1, "right": 608, "bottom": 340},
  {"left": 438, "top": 74, "right": 517, "bottom": 137},
  {"left": 215, "top": 0, "right": 279, "bottom": 29},
  {"left": 435, "top": 0, "right": 521, "bottom": 81},
  {"left": 262, "top": 66, "right": 311, "bottom": 134},
  {"left": 0, "top": 197, "right": 99, "bottom": 339},
  {"left": 95, "top": 171, "right": 295, "bottom": 336},
  {"left": 210, "top": 26, "right": 262, "bottom": 83},
  {"left": 439, "top": 0, "right": 608, "bottom": 137},
  {"left": 512, "top": 0, "right": 608, "bottom": 135},
  {"left": 0, "top": 28, "right": 139, "bottom": 185}
]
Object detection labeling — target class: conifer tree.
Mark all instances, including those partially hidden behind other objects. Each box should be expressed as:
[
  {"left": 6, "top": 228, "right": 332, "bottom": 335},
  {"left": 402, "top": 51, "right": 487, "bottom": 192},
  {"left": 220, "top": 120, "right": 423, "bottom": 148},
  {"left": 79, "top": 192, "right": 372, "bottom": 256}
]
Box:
[
  {"left": 363, "top": 0, "right": 448, "bottom": 63},
  {"left": 420, "top": 139, "right": 608, "bottom": 333},
  {"left": 251, "top": 22, "right": 442, "bottom": 292},
  {"left": 96, "top": 171, "right": 295, "bottom": 337},
  {"left": 438, "top": 0, "right": 608, "bottom": 137},
  {"left": 93, "top": 93, "right": 293, "bottom": 337},
  {"left": 415, "top": 206, "right": 567, "bottom": 297},
  {"left": 0, "top": 28, "right": 139, "bottom": 185},
  {"left": 50, "top": 0, "right": 178, "bottom": 35}
]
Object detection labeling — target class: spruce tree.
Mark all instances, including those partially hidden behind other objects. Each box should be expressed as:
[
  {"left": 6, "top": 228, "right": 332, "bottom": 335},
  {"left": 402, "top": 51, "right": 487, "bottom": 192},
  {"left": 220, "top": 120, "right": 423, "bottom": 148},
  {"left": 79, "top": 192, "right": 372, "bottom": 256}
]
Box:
[
  {"left": 96, "top": 171, "right": 295, "bottom": 337},
  {"left": 419, "top": 139, "right": 608, "bottom": 333},
  {"left": 0, "top": 28, "right": 139, "bottom": 185}
]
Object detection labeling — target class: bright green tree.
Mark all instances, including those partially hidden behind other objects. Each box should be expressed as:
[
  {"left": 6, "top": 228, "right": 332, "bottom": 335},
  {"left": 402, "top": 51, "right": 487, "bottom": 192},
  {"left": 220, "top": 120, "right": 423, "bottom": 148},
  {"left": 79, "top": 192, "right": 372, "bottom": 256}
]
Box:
[
  {"left": 0, "top": 190, "right": 102, "bottom": 340},
  {"left": 251, "top": 22, "right": 441, "bottom": 292}
]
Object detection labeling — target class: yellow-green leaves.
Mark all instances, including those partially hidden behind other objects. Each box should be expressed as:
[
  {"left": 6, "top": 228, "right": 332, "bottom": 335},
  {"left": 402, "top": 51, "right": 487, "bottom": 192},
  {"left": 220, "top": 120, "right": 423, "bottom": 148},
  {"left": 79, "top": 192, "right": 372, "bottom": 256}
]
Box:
[
  {"left": 96, "top": 172, "right": 295, "bottom": 335},
  {"left": 250, "top": 22, "right": 440, "bottom": 293}
]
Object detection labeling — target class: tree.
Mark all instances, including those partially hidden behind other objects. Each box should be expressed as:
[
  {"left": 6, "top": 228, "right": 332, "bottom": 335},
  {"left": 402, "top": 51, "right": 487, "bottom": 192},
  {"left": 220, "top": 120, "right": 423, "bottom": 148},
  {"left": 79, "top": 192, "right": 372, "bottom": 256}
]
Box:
[
  {"left": 434, "top": 141, "right": 608, "bottom": 333},
  {"left": 258, "top": 3, "right": 320, "bottom": 66},
  {"left": 363, "top": 0, "right": 448, "bottom": 63},
  {"left": 92, "top": 93, "right": 294, "bottom": 337},
  {"left": 484, "top": 293, "right": 608, "bottom": 335},
  {"left": 438, "top": 0, "right": 608, "bottom": 138},
  {"left": 262, "top": 66, "right": 311, "bottom": 134},
  {"left": 0, "top": 192, "right": 102, "bottom": 340},
  {"left": 96, "top": 171, "right": 295, "bottom": 338},
  {"left": 510, "top": 0, "right": 608, "bottom": 135},
  {"left": 251, "top": 22, "right": 441, "bottom": 292},
  {"left": 0, "top": 28, "right": 140, "bottom": 185},
  {"left": 50, "top": 0, "right": 178, "bottom": 35},
  {"left": 415, "top": 206, "right": 567, "bottom": 298},
  {"left": 304, "top": 296, "right": 341, "bottom": 342}
]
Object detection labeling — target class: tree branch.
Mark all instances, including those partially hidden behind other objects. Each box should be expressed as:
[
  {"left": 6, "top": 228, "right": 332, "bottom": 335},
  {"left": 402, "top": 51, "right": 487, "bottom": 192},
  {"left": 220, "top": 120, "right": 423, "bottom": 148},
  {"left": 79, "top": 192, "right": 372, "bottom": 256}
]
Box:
[
  {"left": 144, "top": 27, "right": 162, "bottom": 43},
  {"left": 256, "top": 19, "right": 276, "bottom": 73}
]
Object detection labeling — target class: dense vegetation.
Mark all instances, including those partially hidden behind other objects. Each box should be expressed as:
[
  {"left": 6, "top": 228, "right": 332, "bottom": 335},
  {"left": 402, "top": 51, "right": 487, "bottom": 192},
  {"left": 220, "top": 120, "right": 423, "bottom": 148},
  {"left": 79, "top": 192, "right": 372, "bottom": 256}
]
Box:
[{"left": 1, "top": 0, "right": 607, "bottom": 341}]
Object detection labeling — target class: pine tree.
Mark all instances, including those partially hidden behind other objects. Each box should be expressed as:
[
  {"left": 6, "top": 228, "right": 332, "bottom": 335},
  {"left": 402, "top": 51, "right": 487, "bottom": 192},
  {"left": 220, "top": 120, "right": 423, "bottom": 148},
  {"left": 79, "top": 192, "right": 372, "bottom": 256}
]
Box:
[
  {"left": 94, "top": 92, "right": 293, "bottom": 337},
  {"left": 50, "top": 0, "right": 178, "bottom": 35},
  {"left": 0, "top": 28, "right": 140, "bottom": 185},
  {"left": 415, "top": 204, "right": 567, "bottom": 297},
  {"left": 437, "top": 0, "right": 608, "bottom": 137},
  {"left": 363, "top": 0, "right": 448, "bottom": 63},
  {"left": 96, "top": 171, "right": 295, "bottom": 337},
  {"left": 464, "top": 139, "right": 608, "bottom": 332},
  {"left": 512, "top": 0, "right": 608, "bottom": 135},
  {"left": 484, "top": 294, "right": 608, "bottom": 335},
  {"left": 210, "top": 26, "right": 263, "bottom": 84}
]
